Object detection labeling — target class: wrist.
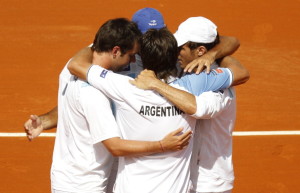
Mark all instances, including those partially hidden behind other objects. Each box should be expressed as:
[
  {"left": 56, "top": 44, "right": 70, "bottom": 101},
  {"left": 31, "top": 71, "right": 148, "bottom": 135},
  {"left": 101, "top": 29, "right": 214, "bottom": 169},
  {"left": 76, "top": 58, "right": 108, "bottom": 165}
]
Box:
[
  {"left": 38, "top": 116, "right": 46, "bottom": 130},
  {"left": 208, "top": 50, "right": 218, "bottom": 60},
  {"left": 158, "top": 141, "right": 164, "bottom": 152},
  {"left": 151, "top": 79, "right": 165, "bottom": 91},
  {"left": 150, "top": 79, "right": 162, "bottom": 91}
]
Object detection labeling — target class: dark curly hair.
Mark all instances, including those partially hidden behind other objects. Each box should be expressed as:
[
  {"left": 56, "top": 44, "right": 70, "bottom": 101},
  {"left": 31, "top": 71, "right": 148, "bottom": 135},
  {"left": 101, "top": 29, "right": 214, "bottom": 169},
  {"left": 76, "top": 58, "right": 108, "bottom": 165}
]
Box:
[{"left": 140, "top": 28, "right": 178, "bottom": 81}]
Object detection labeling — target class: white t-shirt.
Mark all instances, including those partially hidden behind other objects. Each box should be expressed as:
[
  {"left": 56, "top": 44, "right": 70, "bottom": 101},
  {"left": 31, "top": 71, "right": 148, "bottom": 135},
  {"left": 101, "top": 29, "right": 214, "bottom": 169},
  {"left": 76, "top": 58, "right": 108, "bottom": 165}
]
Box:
[
  {"left": 172, "top": 65, "right": 233, "bottom": 120},
  {"left": 51, "top": 64, "right": 120, "bottom": 192},
  {"left": 87, "top": 65, "right": 232, "bottom": 193},
  {"left": 176, "top": 64, "right": 236, "bottom": 192},
  {"left": 190, "top": 88, "right": 236, "bottom": 192}
]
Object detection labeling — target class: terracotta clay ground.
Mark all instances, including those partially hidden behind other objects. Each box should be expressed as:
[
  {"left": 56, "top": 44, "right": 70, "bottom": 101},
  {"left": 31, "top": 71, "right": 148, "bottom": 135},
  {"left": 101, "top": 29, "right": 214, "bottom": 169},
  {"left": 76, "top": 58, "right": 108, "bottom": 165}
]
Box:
[{"left": 0, "top": 0, "right": 299, "bottom": 192}]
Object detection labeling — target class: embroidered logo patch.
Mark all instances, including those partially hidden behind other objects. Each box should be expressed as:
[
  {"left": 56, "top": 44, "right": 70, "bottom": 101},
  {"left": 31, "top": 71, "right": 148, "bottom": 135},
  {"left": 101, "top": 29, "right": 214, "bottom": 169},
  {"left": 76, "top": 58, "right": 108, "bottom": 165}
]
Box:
[
  {"left": 148, "top": 20, "right": 157, "bottom": 26},
  {"left": 214, "top": 69, "right": 223, "bottom": 73},
  {"left": 100, "top": 70, "right": 108, "bottom": 78}
]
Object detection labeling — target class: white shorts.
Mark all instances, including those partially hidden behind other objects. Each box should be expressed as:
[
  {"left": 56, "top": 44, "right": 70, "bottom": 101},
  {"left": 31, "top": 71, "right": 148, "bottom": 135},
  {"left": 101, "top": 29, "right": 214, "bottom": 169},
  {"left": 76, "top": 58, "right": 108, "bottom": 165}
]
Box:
[{"left": 190, "top": 190, "right": 231, "bottom": 193}]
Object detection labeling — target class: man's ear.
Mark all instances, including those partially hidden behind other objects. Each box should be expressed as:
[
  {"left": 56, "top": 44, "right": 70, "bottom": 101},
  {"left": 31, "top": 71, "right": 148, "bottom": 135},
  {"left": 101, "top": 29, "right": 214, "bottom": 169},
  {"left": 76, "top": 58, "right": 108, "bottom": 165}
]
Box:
[
  {"left": 112, "top": 46, "right": 121, "bottom": 58},
  {"left": 196, "top": 46, "right": 207, "bottom": 56}
]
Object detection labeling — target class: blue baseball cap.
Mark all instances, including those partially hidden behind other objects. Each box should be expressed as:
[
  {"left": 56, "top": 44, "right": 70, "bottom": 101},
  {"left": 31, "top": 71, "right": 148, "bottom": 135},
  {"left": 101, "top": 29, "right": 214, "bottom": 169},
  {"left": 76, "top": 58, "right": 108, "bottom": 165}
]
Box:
[{"left": 132, "top": 8, "right": 165, "bottom": 33}]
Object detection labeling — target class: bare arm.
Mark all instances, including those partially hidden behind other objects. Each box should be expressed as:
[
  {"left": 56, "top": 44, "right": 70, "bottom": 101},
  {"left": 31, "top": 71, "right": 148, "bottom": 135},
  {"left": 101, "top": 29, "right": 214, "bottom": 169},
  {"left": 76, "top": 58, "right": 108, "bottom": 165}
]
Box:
[
  {"left": 219, "top": 56, "right": 250, "bottom": 86},
  {"left": 130, "top": 70, "right": 196, "bottom": 115},
  {"left": 24, "top": 106, "right": 58, "bottom": 141},
  {"left": 68, "top": 47, "right": 93, "bottom": 80},
  {"left": 102, "top": 128, "right": 192, "bottom": 156},
  {"left": 210, "top": 36, "right": 240, "bottom": 60},
  {"left": 39, "top": 106, "right": 58, "bottom": 129},
  {"left": 184, "top": 36, "right": 240, "bottom": 74}
]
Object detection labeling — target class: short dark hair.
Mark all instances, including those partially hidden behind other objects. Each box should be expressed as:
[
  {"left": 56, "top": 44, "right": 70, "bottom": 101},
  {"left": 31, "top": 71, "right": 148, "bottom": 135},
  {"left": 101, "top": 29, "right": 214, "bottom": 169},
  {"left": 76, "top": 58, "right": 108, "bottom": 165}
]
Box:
[
  {"left": 186, "top": 33, "right": 220, "bottom": 51},
  {"left": 140, "top": 28, "right": 178, "bottom": 81},
  {"left": 92, "top": 18, "right": 142, "bottom": 54}
]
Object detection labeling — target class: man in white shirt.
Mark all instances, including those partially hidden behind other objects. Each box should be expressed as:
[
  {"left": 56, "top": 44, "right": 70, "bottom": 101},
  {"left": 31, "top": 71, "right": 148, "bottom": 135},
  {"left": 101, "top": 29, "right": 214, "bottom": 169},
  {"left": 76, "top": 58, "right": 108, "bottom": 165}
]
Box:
[
  {"left": 175, "top": 17, "right": 250, "bottom": 193},
  {"left": 51, "top": 18, "right": 193, "bottom": 193},
  {"left": 131, "top": 17, "right": 250, "bottom": 193}
]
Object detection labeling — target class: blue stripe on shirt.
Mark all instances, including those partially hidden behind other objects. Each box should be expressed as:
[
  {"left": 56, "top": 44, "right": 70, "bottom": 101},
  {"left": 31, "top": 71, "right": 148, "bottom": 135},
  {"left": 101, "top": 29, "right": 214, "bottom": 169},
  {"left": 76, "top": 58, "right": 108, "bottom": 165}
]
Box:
[{"left": 173, "top": 68, "right": 232, "bottom": 96}]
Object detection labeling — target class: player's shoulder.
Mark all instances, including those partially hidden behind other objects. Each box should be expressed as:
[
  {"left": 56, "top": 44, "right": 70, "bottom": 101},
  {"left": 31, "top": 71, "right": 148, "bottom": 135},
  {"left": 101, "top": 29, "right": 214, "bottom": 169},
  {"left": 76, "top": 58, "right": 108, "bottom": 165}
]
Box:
[
  {"left": 78, "top": 80, "right": 99, "bottom": 92},
  {"left": 79, "top": 81, "right": 109, "bottom": 103},
  {"left": 210, "top": 68, "right": 230, "bottom": 76},
  {"left": 74, "top": 77, "right": 102, "bottom": 94}
]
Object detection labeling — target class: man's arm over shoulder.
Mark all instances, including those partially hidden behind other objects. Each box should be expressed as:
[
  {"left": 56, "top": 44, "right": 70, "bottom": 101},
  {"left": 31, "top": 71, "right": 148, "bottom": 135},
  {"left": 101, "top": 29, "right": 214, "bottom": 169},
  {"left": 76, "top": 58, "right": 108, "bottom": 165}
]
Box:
[
  {"left": 130, "top": 69, "right": 232, "bottom": 116},
  {"left": 218, "top": 56, "right": 250, "bottom": 86},
  {"left": 67, "top": 46, "right": 93, "bottom": 80},
  {"left": 87, "top": 65, "right": 133, "bottom": 101},
  {"left": 85, "top": 70, "right": 193, "bottom": 157},
  {"left": 130, "top": 69, "right": 197, "bottom": 115},
  {"left": 176, "top": 67, "right": 232, "bottom": 95},
  {"left": 184, "top": 36, "right": 240, "bottom": 74},
  {"left": 192, "top": 89, "right": 233, "bottom": 119}
]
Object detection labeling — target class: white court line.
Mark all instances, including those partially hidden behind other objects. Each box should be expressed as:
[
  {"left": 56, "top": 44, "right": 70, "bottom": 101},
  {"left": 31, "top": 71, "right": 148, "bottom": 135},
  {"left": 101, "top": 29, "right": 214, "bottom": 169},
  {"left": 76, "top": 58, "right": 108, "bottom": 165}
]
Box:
[
  {"left": 0, "top": 133, "right": 56, "bottom": 137},
  {"left": 0, "top": 131, "right": 300, "bottom": 137},
  {"left": 233, "top": 131, "right": 300, "bottom": 136}
]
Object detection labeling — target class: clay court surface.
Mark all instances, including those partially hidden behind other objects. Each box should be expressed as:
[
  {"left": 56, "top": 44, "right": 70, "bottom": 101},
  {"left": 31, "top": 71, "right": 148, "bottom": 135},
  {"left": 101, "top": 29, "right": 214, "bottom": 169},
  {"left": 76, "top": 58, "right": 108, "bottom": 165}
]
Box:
[{"left": 0, "top": 0, "right": 299, "bottom": 192}]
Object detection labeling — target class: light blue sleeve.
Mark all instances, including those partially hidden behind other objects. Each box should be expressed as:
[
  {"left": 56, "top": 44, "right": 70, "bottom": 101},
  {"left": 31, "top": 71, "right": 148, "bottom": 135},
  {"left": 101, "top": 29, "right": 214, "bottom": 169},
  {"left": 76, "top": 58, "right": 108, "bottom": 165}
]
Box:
[{"left": 172, "top": 68, "right": 232, "bottom": 96}]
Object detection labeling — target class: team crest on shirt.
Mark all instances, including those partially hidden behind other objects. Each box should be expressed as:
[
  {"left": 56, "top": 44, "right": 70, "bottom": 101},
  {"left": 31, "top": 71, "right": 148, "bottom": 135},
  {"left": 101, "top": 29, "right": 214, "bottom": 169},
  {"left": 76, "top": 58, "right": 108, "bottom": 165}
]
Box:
[{"left": 100, "top": 70, "right": 108, "bottom": 78}]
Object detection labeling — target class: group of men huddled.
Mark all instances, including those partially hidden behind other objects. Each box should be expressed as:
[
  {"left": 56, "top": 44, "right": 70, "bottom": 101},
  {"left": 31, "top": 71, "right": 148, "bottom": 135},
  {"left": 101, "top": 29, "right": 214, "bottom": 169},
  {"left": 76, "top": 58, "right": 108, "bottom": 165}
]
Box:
[{"left": 24, "top": 7, "right": 249, "bottom": 193}]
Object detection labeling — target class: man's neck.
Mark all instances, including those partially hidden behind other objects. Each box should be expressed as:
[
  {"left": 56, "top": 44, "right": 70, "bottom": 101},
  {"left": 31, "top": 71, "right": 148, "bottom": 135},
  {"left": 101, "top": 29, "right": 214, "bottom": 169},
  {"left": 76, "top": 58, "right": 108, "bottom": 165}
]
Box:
[{"left": 92, "top": 51, "right": 113, "bottom": 70}]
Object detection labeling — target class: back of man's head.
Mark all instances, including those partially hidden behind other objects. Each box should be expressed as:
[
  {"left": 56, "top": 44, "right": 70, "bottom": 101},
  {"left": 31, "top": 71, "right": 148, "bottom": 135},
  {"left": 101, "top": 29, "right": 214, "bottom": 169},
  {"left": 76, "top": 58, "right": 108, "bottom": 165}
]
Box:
[
  {"left": 140, "top": 28, "right": 178, "bottom": 81},
  {"left": 174, "top": 16, "right": 219, "bottom": 50},
  {"left": 132, "top": 7, "right": 166, "bottom": 33},
  {"left": 92, "top": 18, "right": 142, "bottom": 54}
]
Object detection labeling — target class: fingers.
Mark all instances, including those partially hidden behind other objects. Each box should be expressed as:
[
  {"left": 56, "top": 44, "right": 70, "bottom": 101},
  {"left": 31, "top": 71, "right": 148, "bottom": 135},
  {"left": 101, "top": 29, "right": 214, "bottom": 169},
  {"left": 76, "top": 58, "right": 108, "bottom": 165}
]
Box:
[
  {"left": 176, "top": 137, "right": 190, "bottom": 150},
  {"left": 195, "top": 64, "right": 205, "bottom": 74},
  {"left": 206, "top": 65, "right": 211, "bottom": 74},
  {"left": 172, "top": 128, "right": 192, "bottom": 150},
  {"left": 180, "top": 140, "right": 189, "bottom": 150},
  {"left": 24, "top": 119, "right": 30, "bottom": 130},
  {"left": 179, "top": 129, "right": 192, "bottom": 149},
  {"left": 184, "top": 61, "right": 205, "bottom": 74},
  {"left": 24, "top": 118, "right": 33, "bottom": 133},
  {"left": 27, "top": 135, "right": 33, "bottom": 141},
  {"left": 129, "top": 78, "right": 147, "bottom": 90},
  {"left": 202, "top": 60, "right": 212, "bottom": 74},
  {"left": 24, "top": 122, "right": 33, "bottom": 141},
  {"left": 170, "top": 127, "right": 184, "bottom": 136},
  {"left": 140, "top": 69, "right": 153, "bottom": 76},
  {"left": 184, "top": 63, "right": 194, "bottom": 73},
  {"left": 30, "top": 114, "right": 38, "bottom": 121},
  {"left": 181, "top": 131, "right": 192, "bottom": 144},
  {"left": 31, "top": 115, "right": 41, "bottom": 128},
  {"left": 24, "top": 115, "right": 40, "bottom": 141},
  {"left": 139, "top": 70, "right": 156, "bottom": 79},
  {"left": 129, "top": 79, "right": 136, "bottom": 86},
  {"left": 178, "top": 129, "right": 192, "bottom": 139},
  {"left": 140, "top": 69, "right": 149, "bottom": 74},
  {"left": 185, "top": 55, "right": 215, "bottom": 74},
  {"left": 170, "top": 128, "right": 192, "bottom": 139}
]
